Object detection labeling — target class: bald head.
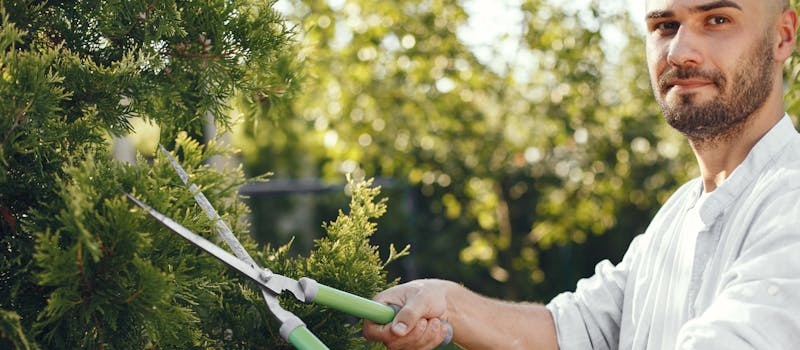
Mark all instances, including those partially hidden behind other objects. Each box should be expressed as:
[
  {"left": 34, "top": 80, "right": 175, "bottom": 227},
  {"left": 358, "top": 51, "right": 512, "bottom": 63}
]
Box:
[
  {"left": 768, "top": 0, "right": 791, "bottom": 13},
  {"left": 763, "top": 0, "right": 794, "bottom": 31}
]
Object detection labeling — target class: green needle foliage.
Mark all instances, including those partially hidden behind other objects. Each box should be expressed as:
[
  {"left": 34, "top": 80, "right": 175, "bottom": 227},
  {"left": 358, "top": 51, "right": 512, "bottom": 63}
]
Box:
[
  {"left": 1, "top": 0, "right": 403, "bottom": 348},
  {"left": 260, "top": 175, "right": 409, "bottom": 349},
  {"left": 0, "top": 309, "right": 36, "bottom": 350},
  {"left": 5, "top": 131, "right": 405, "bottom": 349}
]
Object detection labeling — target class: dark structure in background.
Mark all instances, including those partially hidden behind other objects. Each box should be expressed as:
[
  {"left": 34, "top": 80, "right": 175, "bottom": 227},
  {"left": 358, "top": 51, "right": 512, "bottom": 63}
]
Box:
[{"left": 241, "top": 178, "right": 636, "bottom": 302}]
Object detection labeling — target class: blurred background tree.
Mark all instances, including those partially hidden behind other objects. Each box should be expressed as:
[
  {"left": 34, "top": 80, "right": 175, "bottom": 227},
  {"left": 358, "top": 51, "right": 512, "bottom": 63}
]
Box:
[{"left": 235, "top": 0, "right": 706, "bottom": 302}]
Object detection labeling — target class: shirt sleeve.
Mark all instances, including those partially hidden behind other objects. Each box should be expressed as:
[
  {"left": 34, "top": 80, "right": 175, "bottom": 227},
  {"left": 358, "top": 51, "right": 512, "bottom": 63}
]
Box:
[
  {"left": 676, "top": 190, "right": 800, "bottom": 349},
  {"left": 546, "top": 234, "right": 644, "bottom": 350}
]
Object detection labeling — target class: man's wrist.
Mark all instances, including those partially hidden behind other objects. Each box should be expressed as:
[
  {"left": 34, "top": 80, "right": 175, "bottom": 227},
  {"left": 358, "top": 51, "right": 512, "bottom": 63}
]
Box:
[{"left": 441, "top": 279, "right": 468, "bottom": 330}]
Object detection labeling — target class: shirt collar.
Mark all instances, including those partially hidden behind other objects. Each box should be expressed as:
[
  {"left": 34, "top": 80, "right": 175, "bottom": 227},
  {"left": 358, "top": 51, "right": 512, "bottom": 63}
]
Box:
[{"left": 693, "top": 114, "right": 798, "bottom": 223}]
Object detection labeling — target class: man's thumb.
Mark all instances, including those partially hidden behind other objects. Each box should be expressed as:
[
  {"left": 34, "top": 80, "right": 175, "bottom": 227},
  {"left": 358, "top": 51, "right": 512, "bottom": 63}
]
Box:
[{"left": 391, "top": 321, "right": 410, "bottom": 336}]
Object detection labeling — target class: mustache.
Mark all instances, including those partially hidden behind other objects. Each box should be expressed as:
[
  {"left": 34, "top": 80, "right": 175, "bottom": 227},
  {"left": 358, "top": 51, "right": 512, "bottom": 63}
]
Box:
[{"left": 658, "top": 66, "right": 725, "bottom": 91}]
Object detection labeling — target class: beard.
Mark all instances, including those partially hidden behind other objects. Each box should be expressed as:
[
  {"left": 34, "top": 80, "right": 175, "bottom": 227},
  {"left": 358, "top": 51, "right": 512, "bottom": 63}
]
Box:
[{"left": 654, "top": 34, "right": 775, "bottom": 145}]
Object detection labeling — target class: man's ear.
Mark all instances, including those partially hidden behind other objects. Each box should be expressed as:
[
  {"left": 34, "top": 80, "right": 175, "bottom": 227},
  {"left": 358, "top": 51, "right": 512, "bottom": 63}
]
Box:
[{"left": 775, "top": 8, "right": 798, "bottom": 61}]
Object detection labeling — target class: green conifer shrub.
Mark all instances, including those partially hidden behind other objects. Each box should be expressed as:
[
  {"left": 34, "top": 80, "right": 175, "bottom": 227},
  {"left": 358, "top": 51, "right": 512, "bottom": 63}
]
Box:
[{"left": 1, "top": 1, "right": 406, "bottom": 348}]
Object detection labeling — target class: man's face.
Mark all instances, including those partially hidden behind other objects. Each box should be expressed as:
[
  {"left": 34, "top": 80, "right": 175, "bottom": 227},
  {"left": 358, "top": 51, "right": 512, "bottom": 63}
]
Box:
[{"left": 644, "top": 0, "right": 778, "bottom": 142}]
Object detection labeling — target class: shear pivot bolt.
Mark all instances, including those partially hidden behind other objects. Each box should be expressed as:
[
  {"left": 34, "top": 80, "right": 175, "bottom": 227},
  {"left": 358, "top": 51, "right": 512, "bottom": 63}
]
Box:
[{"left": 260, "top": 268, "right": 272, "bottom": 282}]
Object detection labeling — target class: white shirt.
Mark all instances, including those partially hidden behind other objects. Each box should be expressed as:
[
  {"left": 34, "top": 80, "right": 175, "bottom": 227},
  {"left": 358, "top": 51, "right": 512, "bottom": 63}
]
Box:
[
  {"left": 659, "top": 190, "right": 709, "bottom": 350},
  {"left": 547, "top": 115, "right": 800, "bottom": 349}
]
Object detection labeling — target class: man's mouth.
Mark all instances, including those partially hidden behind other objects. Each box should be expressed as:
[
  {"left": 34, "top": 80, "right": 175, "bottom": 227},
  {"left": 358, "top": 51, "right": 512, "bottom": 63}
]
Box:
[
  {"left": 665, "top": 79, "right": 715, "bottom": 92},
  {"left": 658, "top": 67, "right": 724, "bottom": 95}
]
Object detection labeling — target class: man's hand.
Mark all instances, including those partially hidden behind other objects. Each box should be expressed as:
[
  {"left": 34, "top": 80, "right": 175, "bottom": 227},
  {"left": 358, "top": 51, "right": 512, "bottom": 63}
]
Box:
[
  {"left": 364, "top": 278, "right": 559, "bottom": 350},
  {"left": 363, "top": 279, "right": 453, "bottom": 350}
]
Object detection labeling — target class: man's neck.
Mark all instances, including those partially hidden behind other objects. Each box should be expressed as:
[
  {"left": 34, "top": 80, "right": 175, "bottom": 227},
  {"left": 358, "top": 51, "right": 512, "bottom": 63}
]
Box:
[{"left": 690, "top": 107, "right": 784, "bottom": 192}]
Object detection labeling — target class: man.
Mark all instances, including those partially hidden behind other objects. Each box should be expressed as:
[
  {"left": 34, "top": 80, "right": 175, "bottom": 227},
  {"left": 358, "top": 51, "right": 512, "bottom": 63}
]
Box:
[{"left": 362, "top": 0, "right": 800, "bottom": 349}]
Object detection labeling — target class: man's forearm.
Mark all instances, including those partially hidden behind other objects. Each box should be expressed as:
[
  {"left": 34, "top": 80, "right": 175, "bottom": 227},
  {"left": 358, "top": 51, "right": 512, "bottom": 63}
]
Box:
[{"left": 441, "top": 280, "right": 559, "bottom": 349}]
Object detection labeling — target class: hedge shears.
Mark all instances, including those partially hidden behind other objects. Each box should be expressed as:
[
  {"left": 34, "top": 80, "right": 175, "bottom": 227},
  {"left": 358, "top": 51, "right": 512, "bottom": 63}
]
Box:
[{"left": 126, "top": 146, "right": 452, "bottom": 350}]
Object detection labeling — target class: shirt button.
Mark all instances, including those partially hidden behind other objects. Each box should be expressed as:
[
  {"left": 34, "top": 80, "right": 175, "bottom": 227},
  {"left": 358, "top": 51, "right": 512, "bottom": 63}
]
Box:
[{"left": 768, "top": 285, "right": 779, "bottom": 296}]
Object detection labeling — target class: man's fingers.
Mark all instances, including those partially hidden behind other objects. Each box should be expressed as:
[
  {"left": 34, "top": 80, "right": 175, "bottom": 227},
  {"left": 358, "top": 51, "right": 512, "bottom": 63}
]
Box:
[
  {"left": 427, "top": 318, "right": 451, "bottom": 347},
  {"left": 386, "top": 318, "right": 453, "bottom": 350},
  {"left": 385, "top": 318, "right": 431, "bottom": 350},
  {"left": 392, "top": 291, "right": 435, "bottom": 332},
  {"left": 391, "top": 321, "right": 410, "bottom": 336},
  {"left": 363, "top": 320, "right": 393, "bottom": 343},
  {"left": 365, "top": 280, "right": 450, "bottom": 348}
]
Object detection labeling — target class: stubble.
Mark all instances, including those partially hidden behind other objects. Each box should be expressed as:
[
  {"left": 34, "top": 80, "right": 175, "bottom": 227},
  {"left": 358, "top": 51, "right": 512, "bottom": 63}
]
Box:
[{"left": 655, "top": 34, "right": 775, "bottom": 149}]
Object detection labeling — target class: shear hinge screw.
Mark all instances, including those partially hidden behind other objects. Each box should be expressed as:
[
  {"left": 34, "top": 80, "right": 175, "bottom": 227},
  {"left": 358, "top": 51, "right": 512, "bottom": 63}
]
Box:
[{"left": 259, "top": 268, "right": 273, "bottom": 282}]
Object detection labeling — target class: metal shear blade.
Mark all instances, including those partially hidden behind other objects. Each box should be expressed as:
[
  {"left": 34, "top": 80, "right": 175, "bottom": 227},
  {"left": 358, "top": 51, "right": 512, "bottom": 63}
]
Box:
[{"left": 125, "top": 193, "right": 307, "bottom": 302}]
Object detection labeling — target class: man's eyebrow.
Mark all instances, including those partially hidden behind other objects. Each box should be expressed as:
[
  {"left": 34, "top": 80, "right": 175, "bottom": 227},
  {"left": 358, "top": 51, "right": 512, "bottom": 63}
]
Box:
[
  {"left": 645, "top": 0, "right": 743, "bottom": 21},
  {"left": 696, "top": 0, "right": 743, "bottom": 12},
  {"left": 646, "top": 10, "right": 674, "bottom": 20}
]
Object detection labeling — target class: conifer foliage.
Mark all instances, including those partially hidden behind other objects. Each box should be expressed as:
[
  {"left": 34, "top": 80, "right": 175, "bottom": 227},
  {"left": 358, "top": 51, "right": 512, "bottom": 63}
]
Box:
[{"left": 1, "top": 1, "right": 402, "bottom": 348}]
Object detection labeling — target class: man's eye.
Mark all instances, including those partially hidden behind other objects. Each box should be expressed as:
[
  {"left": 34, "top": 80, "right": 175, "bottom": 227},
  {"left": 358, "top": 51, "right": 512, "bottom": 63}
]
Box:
[
  {"left": 707, "top": 16, "right": 730, "bottom": 25},
  {"left": 653, "top": 21, "right": 679, "bottom": 33}
]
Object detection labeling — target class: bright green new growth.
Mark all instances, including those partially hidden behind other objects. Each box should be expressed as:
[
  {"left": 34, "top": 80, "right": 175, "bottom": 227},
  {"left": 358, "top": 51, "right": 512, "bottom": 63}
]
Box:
[{"left": 260, "top": 175, "right": 409, "bottom": 349}]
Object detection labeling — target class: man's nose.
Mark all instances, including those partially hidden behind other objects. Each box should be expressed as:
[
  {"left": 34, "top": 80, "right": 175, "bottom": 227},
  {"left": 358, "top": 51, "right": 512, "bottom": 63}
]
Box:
[{"left": 666, "top": 27, "right": 703, "bottom": 67}]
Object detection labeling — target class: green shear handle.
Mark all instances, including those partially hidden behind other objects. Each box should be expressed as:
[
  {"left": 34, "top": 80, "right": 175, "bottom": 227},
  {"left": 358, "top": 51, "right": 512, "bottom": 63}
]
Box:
[
  {"left": 301, "top": 278, "right": 396, "bottom": 324},
  {"left": 300, "top": 278, "right": 453, "bottom": 348}
]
